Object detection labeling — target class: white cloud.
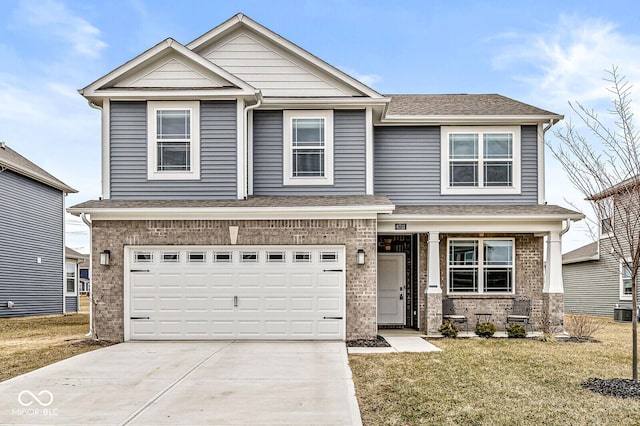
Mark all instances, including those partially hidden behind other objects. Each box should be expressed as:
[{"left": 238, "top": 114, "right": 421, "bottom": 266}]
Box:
[
  {"left": 340, "top": 67, "right": 382, "bottom": 88},
  {"left": 493, "top": 15, "right": 640, "bottom": 111},
  {"left": 16, "top": 0, "right": 107, "bottom": 58}
]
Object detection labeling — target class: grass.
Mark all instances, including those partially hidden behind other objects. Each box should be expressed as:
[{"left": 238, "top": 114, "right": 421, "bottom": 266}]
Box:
[
  {"left": 350, "top": 318, "right": 640, "bottom": 425},
  {"left": 0, "top": 313, "right": 108, "bottom": 383}
]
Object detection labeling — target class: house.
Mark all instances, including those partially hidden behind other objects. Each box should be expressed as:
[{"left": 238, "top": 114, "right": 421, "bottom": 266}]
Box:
[
  {"left": 79, "top": 260, "right": 90, "bottom": 294},
  {"left": 563, "top": 178, "right": 640, "bottom": 318},
  {"left": 65, "top": 247, "right": 89, "bottom": 312},
  {"left": 0, "top": 143, "right": 77, "bottom": 317},
  {"left": 68, "top": 13, "right": 582, "bottom": 342}
]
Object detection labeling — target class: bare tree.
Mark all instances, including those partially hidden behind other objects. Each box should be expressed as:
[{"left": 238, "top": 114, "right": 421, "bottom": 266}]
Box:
[{"left": 551, "top": 66, "right": 639, "bottom": 380}]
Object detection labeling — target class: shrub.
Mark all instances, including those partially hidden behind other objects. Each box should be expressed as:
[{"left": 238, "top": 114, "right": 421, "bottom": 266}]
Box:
[
  {"left": 475, "top": 322, "right": 496, "bottom": 338},
  {"left": 506, "top": 323, "right": 527, "bottom": 338},
  {"left": 565, "top": 315, "right": 604, "bottom": 340},
  {"left": 439, "top": 321, "right": 459, "bottom": 338}
]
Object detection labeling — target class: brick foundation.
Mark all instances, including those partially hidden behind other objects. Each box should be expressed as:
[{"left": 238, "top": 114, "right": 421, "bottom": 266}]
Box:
[{"left": 91, "top": 219, "right": 377, "bottom": 341}]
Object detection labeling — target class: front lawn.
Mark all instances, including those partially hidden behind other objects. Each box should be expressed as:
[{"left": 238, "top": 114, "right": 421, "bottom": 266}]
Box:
[
  {"left": 350, "top": 319, "right": 640, "bottom": 425},
  {"left": 0, "top": 314, "right": 109, "bottom": 382}
]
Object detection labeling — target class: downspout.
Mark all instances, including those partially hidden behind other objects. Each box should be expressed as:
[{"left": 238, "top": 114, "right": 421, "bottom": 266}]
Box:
[
  {"left": 243, "top": 91, "right": 263, "bottom": 198},
  {"left": 81, "top": 213, "right": 93, "bottom": 338}
]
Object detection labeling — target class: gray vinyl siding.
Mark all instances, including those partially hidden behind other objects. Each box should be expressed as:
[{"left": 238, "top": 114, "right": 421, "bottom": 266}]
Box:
[
  {"left": 563, "top": 238, "right": 639, "bottom": 317},
  {"left": 374, "top": 125, "right": 539, "bottom": 205},
  {"left": 0, "top": 170, "right": 63, "bottom": 317},
  {"left": 65, "top": 295, "right": 78, "bottom": 313},
  {"left": 110, "top": 101, "right": 237, "bottom": 200},
  {"left": 252, "top": 110, "right": 366, "bottom": 195}
]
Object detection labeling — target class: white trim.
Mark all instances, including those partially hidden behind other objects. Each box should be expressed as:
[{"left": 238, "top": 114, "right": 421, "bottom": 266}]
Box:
[
  {"left": 283, "top": 110, "right": 334, "bottom": 186},
  {"left": 427, "top": 231, "right": 442, "bottom": 294},
  {"left": 65, "top": 261, "right": 79, "bottom": 297},
  {"left": 620, "top": 260, "right": 633, "bottom": 301},
  {"left": 147, "top": 101, "right": 201, "bottom": 181},
  {"left": 415, "top": 233, "right": 420, "bottom": 327},
  {"left": 68, "top": 204, "right": 394, "bottom": 221},
  {"left": 62, "top": 196, "right": 66, "bottom": 314},
  {"left": 365, "top": 106, "right": 374, "bottom": 195},
  {"left": 378, "top": 218, "right": 569, "bottom": 234},
  {"left": 381, "top": 114, "right": 563, "bottom": 125},
  {"left": 102, "top": 99, "right": 110, "bottom": 198},
  {"left": 544, "top": 230, "right": 564, "bottom": 293},
  {"left": 440, "top": 126, "right": 521, "bottom": 195},
  {"left": 247, "top": 109, "right": 254, "bottom": 196},
  {"left": 446, "top": 237, "right": 516, "bottom": 295},
  {"left": 537, "top": 123, "right": 545, "bottom": 204},
  {"left": 237, "top": 98, "right": 245, "bottom": 199}
]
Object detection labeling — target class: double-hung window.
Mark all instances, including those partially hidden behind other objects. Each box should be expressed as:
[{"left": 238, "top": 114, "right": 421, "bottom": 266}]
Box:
[
  {"left": 147, "top": 101, "right": 200, "bottom": 180},
  {"left": 65, "top": 263, "right": 77, "bottom": 296},
  {"left": 620, "top": 261, "right": 633, "bottom": 300},
  {"left": 283, "top": 110, "right": 334, "bottom": 186},
  {"left": 448, "top": 238, "right": 515, "bottom": 294},
  {"left": 441, "top": 126, "right": 520, "bottom": 194}
]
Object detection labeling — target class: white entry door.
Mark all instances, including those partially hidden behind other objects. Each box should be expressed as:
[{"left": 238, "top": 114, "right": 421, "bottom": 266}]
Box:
[
  {"left": 125, "top": 245, "right": 345, "bottom": 340},
  {"left": 377, "top": 253, "right": 405, "bottom": 325}
]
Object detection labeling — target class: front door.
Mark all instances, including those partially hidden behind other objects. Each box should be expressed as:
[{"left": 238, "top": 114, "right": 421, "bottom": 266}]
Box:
[{"left": 377, "top": 253, "right": 405, "bottom": 325}]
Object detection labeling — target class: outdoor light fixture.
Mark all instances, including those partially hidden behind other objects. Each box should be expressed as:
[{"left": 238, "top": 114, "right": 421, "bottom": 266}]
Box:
[
  {"left": 357, "top": 249, "right": 366, "bottom": 265},
  {"left": 99, "top": 250, "right": 111, "bottom": 266}
]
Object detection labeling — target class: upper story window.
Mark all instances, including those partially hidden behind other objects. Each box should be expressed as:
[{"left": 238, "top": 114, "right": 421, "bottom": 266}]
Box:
[
  {"left": 447, "top": 238, "right": 515, "bottom": 294},
  {"left": 620, "top": 261, "right": 633, "bottom": 300},
  {"left": 598, "top": 197, "right": 614, "bottom": 236},
  {"left": 283, "top": 110, "right": 334, "bottom": 186},
  {"left": 441, "top": 126, "right": 521, "bottom": 195},
  {"left": 147, "top": 101, "right": 200, "bottom": 180}
]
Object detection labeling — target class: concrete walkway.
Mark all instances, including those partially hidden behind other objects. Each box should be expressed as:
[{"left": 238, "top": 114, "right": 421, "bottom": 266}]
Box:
[
  {"left": 348, "top": 329, "right": 442, "bottom": 354},
  {"left": 0, "top": 341, "right": 362, "bottom": 425}
]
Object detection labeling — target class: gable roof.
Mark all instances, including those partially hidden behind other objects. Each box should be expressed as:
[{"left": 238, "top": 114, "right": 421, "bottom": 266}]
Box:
[
  {"left": 187, "top": 13, "right": 384, "bottom": 99},
  {"left": 66, "top": 247, "right": 88, "bottom": 261},
  {"left": 383, "top": 94, "right": 562, "bottom": 124},
  {"left": 80, "top": 38, "right": 258, "bottom": 102},
  {"left": 562, "top": 241, "right": 599, "bottom": 264},
  {"left": 0, "top": 143, "right": 77, "bottom": 193}
]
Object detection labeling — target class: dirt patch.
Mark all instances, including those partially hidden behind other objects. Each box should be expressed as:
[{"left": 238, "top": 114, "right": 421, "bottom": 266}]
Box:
[
  {"left": 556, "top": 336, "right": 603, "bottom": 343},
  {"left": 346, "top": 335, "right": 390, "bottom": 347},
  {"left": 68, "top": 339, "right": 117, "bottom": 348}
]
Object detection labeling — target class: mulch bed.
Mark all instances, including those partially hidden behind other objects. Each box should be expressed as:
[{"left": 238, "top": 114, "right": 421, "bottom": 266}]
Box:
[
  {"left": 68, "top": 339, "right": 116, "bottom": 348},
  {"left": 346, "top": 335, "right": 391, "bottom": 347},
  {"left": 581, "top": 378, "right": 640, "bottom": 399}
]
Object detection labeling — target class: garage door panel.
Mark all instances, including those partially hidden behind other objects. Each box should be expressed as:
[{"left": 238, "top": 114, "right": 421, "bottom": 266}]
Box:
[{"left": 127, "top": 246, "right": 345, "bottom": 340}]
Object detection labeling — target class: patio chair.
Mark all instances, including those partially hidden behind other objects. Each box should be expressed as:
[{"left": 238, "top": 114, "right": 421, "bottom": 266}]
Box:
[
  {"left": 506, "top": 297, "right": 532, "bottom": 333},
  {"left": 442, "top": 298, "right": 469, "bottom": 332}
]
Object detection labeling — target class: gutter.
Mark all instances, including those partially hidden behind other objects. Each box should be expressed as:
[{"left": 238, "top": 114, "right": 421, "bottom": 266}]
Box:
[
  {"left": 80, "top": 213, "right": 93, "bottom": 338},
  {"left": 243, "top": 91, "right": 263, "bottom": 198}
]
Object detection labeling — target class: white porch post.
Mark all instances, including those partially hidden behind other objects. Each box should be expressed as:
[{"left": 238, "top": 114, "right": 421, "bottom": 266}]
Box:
[
  {"left": 545, "top": 230, "right": 564, "bottom": 293},
  {"left": 427, "top": 231, "right": 442, "bottom": 293}
]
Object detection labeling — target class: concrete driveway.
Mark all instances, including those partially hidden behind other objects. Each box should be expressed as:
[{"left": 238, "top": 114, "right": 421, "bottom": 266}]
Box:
[{"left": 0, "top": 341, "right": 362, "bottom": 425}]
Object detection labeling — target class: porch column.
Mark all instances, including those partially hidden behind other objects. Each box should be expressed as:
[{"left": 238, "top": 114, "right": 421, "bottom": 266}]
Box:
[
  {"left": 426, "top": 231, "right": 442, "bottom": 334},
  {"left": 544, "top": 230, "right": 564, "bottom": 330}
]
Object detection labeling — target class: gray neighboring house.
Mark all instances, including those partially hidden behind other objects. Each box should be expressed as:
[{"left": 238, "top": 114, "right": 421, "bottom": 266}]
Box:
[
  {"left": 65, "top": 247, "right": 89, "bottom": 313},
  {"left": 69, "top": 13, "right": 582, "bottom": 343},
  {"left": 0, "top": 143, "right": 77, "bottom": 317}
]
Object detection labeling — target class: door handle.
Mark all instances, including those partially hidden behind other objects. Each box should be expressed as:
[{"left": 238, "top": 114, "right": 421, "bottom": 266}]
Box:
[
  {"left": 399, "top": 294, "right": 404, "bottom": 300},
  {"left": 234, "top": 296, "right": 238, "bottom": 307}
]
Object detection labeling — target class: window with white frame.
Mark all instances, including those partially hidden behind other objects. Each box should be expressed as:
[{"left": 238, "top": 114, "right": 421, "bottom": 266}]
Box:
[
  {"left": 448, "top": 238, "right": 515, "bottom": 294},
  {"left": 441, "top": 126, "right": 521, "bottom": 195},
  {"left": 598, "top": 197, "right": 614, "bottom": 236},
  {"left": 65, "top": 263, "right": 77, "bottom": 295},
  {"left": 147, "top": 101, "right": 200, "bottom": 180},
  {"left": 620, "top": 261, "right": 633, "bottom": 300},
  {"left": 283, "top": 110, "right": 334, "bottom": 186}
]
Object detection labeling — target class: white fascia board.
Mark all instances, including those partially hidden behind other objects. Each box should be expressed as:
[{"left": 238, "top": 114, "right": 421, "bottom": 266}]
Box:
[
  {"left": 67, "top": 205, "right": 395, "bottom": 221},
  {"left": 186, "top": 14, "right": 384, "bottom": 99},
  {"left": 260, "top": 98, "right": 390, "bottom": 108},
  {"left": 380, "top": 213, "right": 584, "bottom": 223},
  {"left": 80, "top": 38, "right": 256, "bottom": 98},
  {"left": 562, "top": 254, "right": 600, "bottom": 265},
  {"left": 379, "top": 114, "right": 564, "bottom": 125},
  {"left": 377, "top": 219, "right": 567, "bottom": 234},
  {"left": 85, "top": 89, "right": 256, "bottom": 103}
]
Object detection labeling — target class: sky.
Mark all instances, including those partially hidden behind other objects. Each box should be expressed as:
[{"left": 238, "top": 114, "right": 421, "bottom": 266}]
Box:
[{"left": 2, "top": 0, "right": 640, "bottom": 254}]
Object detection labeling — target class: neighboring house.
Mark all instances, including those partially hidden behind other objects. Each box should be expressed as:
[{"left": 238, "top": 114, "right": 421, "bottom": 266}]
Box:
[
  {"left": 65, "top": 247, "right": 89, "bottom": 312},
  {"left": 0, "top": 143, "right": 77, "bottom": 317},
  {"left": 79, "top": 260, "right": 90, "bottom": 294},
  {"left": 563, "top": 178, "right": 640, "bottom": 317},
  {"left": 68, "top": 13, "right": 582, "bottom": 342}
]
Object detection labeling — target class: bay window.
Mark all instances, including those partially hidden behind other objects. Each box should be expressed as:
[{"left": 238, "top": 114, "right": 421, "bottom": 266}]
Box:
[{"left": 448, "top": 238, "right": 515, "bottom": 294}]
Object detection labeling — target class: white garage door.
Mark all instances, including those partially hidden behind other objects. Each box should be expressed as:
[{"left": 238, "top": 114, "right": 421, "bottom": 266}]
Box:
[{"left": 125, "top": 245, "right": 345, "bottom": 340}]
